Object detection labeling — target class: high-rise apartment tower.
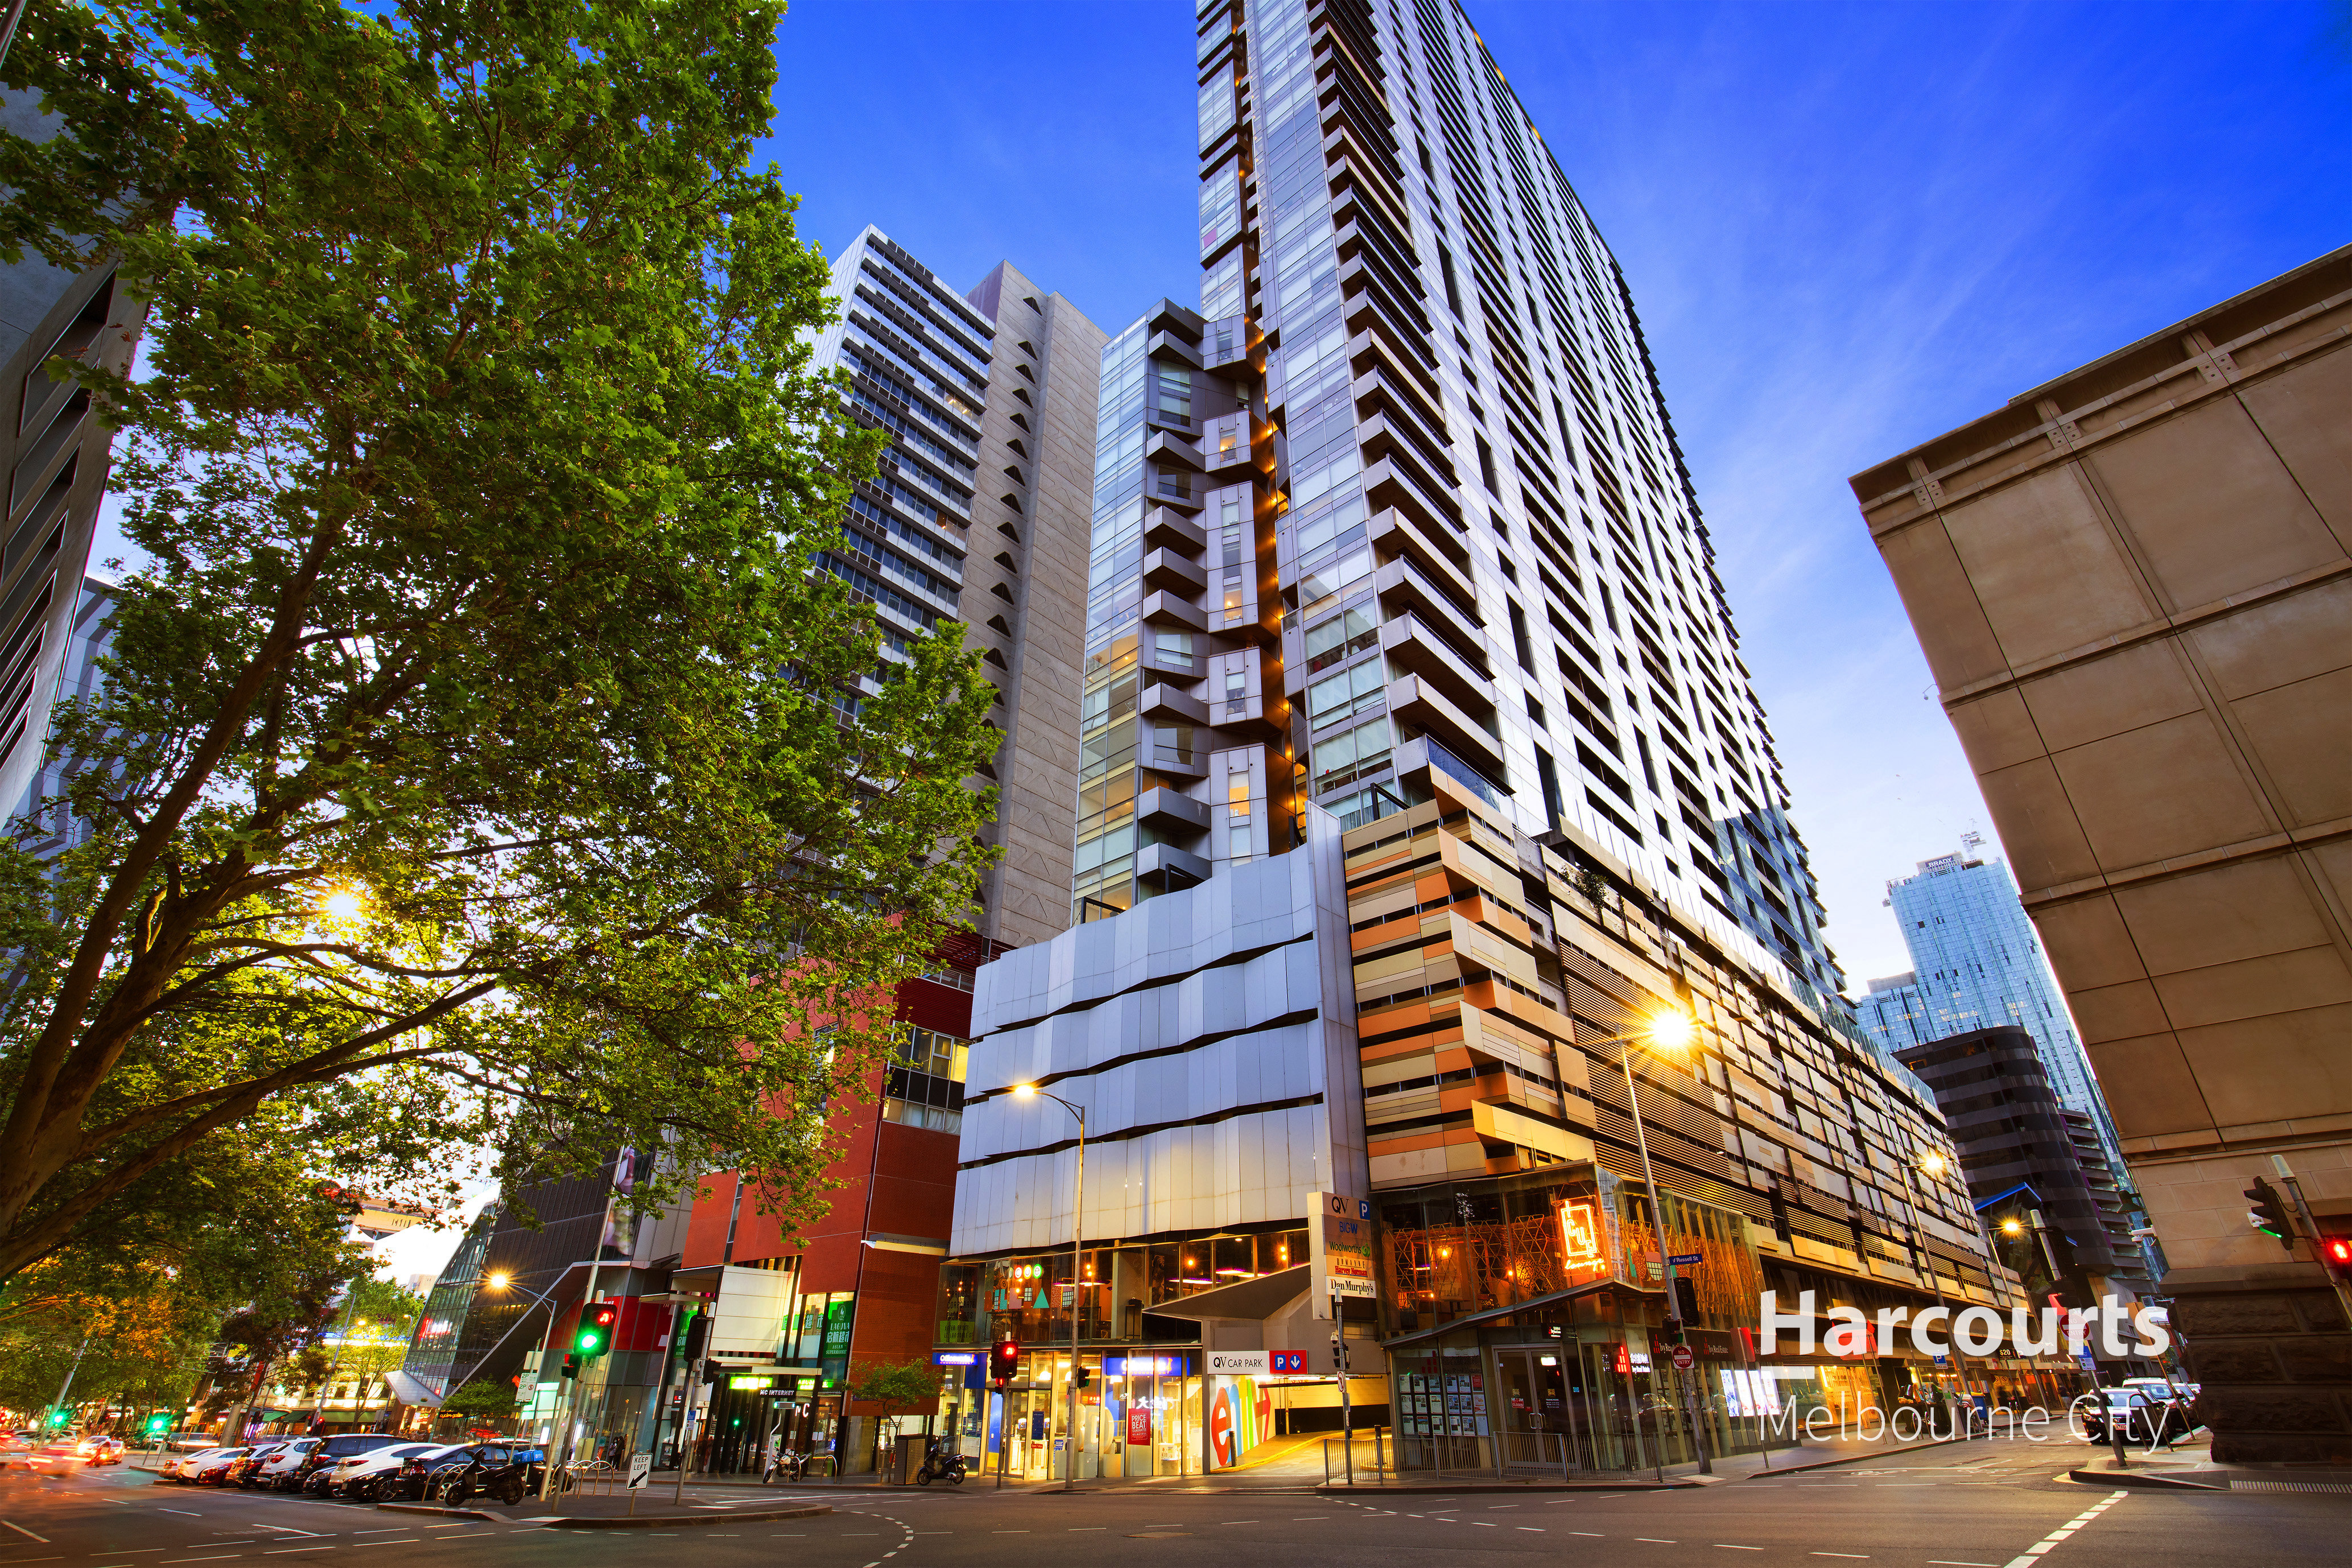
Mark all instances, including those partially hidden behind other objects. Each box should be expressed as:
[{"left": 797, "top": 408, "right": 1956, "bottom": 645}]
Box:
[
  {"left": 1064, "top": 0, "right": 1842, "bottom": 1010},
  {"left": 1856, "top": 850, "right": 2127, "bottom": 1176},
  {"left": 2, "top": 88, "right": 145, "bottom": 828},
  {"left": 945, "top": 0, "right": 2015, "bottom": 1486},
  {"left": 809, "top": 226, "right": 1104, "bottom": 949}
]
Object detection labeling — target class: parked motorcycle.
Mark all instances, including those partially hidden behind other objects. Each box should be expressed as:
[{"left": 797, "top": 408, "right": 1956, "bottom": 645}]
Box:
[{"left": 912, "top": 1439, "right": 967, "bottom": 1486}]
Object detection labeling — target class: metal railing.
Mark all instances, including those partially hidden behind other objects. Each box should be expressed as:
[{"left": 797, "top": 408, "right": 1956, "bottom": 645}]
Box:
[{"left": 1319, "top": 1426, "right": 1392, "bottom": 1486}]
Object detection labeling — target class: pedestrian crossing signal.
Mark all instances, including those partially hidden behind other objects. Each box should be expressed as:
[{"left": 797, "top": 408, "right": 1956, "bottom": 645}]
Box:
[
  {"left": 576, "top": 1301, "right": 618, "bottom": 1357},
  {"left": 2322, "top": 1235, "right": 2352, "bottom": 1283}
]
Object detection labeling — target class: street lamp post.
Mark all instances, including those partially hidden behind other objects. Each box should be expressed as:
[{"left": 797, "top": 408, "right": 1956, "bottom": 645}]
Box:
[
  {"left": 1584, "top": 1011, "right": 1707, "bottom": 1480},
  {"left": 1899, "top": 1146, "right": 1975, "bottom": 1414},
  {"left": 1012, "top": 1083, "right": 1087, "bottom": 1492}
]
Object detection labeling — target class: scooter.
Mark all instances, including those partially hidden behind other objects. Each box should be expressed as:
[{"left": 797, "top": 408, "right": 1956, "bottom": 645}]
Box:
[{"left": 912, "top": 1439, "right": 967, "bottom": 1486}]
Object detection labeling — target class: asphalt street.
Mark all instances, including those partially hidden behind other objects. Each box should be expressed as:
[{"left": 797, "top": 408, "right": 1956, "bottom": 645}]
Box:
[{"left": 1, "top": 1441, "right": 2343, "bottom": 1568}]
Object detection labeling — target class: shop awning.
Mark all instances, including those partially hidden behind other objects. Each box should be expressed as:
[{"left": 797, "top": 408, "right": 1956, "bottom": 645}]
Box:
[
  {"left": 383, "top": 1371, "right": 444, "bottom": 1409},
  {"left": 1379, "top": 1276, "right": 1629, "bottom": 1351},
  {"left": 1145, "top": 1264, "right": 1309, "bottom": 1323}
]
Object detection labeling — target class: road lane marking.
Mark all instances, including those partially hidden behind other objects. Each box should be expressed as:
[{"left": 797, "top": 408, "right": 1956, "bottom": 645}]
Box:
[
  {"left": 1716, "top": 1548, "right": 1763, "bottom": 1553},
  {"left": 2000, "top": 1491, "right": 2126, "bottom": 1568},
  {"left": 1517, "top": 1526, "right": 1544, "bottom": 1532},
  {"left": 1, "top": 1524, "right": 51, "bottom": 1544},
  {"left": 1812, "top": 1556, "right": 1870, "bottom": 1560},
  {"left": 1928, "top": 1562, "right": 1998, "bottom": 1566},
  {"left": 156, "top": 1512, "right": 202, "bottom": 1519},
  {"left": 1637, "top": 1540, "right": 1677, "bottom": 1544}
]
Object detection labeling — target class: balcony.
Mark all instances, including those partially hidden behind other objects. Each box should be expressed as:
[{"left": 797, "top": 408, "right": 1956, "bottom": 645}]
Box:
[
  {"left": 1346, "top": 324, "right": 1441, "bottom": 408},
  {"left": 1358, "top": 413, "right": 1462, "bottom": 511},
  {"left": 1390, "top": 673, "right": 1507, "bottom": 782},
  {"left": 1139, "top": 682, "right": 1209, "bottom": 725},
  {"left": 1374, "top": 555, "right": 1484, "bottom": 644},
  {"left": 1140, "top": 590, "right": 1207, "bottom": 632},
  {"left": 1136, "top": 786, "right": 1211, "bottom": 835},
  {"left": 1147, "top": 329, "right": 1204, "bottom": 369},
  {"left": 1141, "top": 547, "right": 1207, "bottom": 595},
  {"left": 1201, "top": 315, "right": 1264, "bottom": 378},
  {"left": 1363, "top": 452, "right": 1463, "bottom": 537},
  {"left": 1144, "top": 505, "right": 1207, "bottom": 554},
  {"left": 1367, "top": 507, "right": 1476, "bottom": 607},
  {"left": 1380, "top": 612, "right": 1495, "bottom": 716},
  {"left": 1146, "top": 428, "right": 1205, "bottom": 472},
  {"left": 1137, "top": 840, "right": 1211, "bottom": 888}
]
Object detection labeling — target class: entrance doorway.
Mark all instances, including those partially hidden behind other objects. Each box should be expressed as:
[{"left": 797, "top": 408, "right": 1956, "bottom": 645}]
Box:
[{"left": 1492, "top": 1348, "right": 1588, "bottom": 1472}]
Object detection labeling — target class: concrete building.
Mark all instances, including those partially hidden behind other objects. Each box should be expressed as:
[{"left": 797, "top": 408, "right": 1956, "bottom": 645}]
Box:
[
  {"left": 943, "top": 0, "right": 2024, "bottom": 1484},
  {"left": 1854, "top": 850, "right": 2127, "bottom": 1178},
  {"left": 1853, "top": 244, "right": 2352, "bottom": 1462},
  {"left": 2, "top": 89, "right": 145, "bottom": 829},
  {"left": 809, "top": 227, "right": 1104, "bottom": 950},
  {"left": 1893, "top": 1026, "right": 2152, "bottom": 1334}
]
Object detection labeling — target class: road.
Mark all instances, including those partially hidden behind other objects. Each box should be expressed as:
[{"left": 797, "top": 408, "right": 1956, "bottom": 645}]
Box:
[{"left": 1, "top": 1440, "right": 2342, "bottom": 1568}]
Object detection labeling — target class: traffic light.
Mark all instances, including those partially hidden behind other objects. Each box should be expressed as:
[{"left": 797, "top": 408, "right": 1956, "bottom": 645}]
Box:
[
  {"left": 988, "top": 1336, "right": 1019, "bottom": 1385},
  {"left": 700, "top": 1359, "right": 725, "bottom": 1386},
  {"left": 1672, "top": 1275, "right": 1701, "bottom": 1324},
  {"left": 2321, "top": 1234, "right": 2352, "bottom": 1284},
  {"left": 681, "top": 1308, "right": 712, "bottom": 1361},
  {"left": 47, "top": 1408, "right": 69, "bottom": 1428},
  {"left": 143, "top": 1413, "right": 171, "bottom": 1438},
  {"left": 575, "top": 1300, "right": 618, "bottom": 1358},
  {"left": 1073, "top": 1365, "right": 1092, "bottom": 1390},
  {"left": 560, "top": 1354, "right": 580, "bottom": 1380},
  {"left": 2246, "top": 1178, "right": 2295, "bottom": 1251},
  {"left": 1330, "top": 1331, "right": 1348, "bottom": 1371}
]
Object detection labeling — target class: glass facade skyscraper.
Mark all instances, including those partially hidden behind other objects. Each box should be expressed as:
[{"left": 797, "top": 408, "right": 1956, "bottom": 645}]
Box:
[
  {"left": 1064, "top": 0, "right": 1847, "bottom": 1016},
  {"left": 1857, "top": 852, "right": 2128, "bottom": 1178}
]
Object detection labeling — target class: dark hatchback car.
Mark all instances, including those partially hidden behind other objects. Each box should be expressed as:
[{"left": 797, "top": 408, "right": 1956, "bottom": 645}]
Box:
[
  {"left": 290, "top": 1432, "right": 406, "bottom": 1493},
  {"left": 392, "top": 1442, "right": 547, "bottom": 1506}
]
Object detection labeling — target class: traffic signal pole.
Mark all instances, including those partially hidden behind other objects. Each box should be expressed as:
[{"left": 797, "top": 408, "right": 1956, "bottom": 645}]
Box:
[{"left": 2272, "top": 1156, "right": 2352, "bottom": 1327}]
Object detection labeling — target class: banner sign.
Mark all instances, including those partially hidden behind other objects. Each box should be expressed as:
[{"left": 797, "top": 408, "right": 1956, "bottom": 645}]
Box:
[{"left": 1313, "top": 1192, "right": 1377, "bottom": 1310}]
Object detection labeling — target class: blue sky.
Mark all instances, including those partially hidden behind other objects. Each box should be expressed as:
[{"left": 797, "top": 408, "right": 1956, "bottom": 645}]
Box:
[{"left": 762, "top": 0, "right": 2349, "bottom": 988}]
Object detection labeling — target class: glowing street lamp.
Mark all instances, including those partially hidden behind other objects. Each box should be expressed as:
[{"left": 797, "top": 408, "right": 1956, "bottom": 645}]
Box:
[
  {"left": 1579, "top": 1008, "right": 1704, "bottom": 1477},
  {"left": 1008, "top": 1082, "right": 1087, "bottom": 1491}
]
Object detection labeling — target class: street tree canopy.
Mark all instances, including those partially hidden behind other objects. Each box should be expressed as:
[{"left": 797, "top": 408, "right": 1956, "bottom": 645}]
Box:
[{"left": 0, "top": 0, "right": 1001, "bottom": 1282}]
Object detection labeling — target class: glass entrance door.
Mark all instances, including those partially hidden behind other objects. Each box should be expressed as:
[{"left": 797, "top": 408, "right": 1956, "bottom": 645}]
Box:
[{"left": 1493, "top": 1349, "right": 1586, "bottom": 1472}]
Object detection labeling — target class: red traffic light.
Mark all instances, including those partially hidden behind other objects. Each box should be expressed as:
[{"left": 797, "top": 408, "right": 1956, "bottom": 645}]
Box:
[
  {"left": 575, "top": 1301, "right": 620, "bottom": 1357},
  {"left": 988, "top": 1336, "right": 1020, "bottom": 1384},
  {"left": 2322, "top": 1235, "right": 2352, "bottom": 1282}
]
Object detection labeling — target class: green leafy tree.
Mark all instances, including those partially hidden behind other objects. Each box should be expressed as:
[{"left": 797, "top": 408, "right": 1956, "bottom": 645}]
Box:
[
  {"left": 0, "top": 1145, "right": 366, "bottom": 1428},
  {"left": 848, "top": 1355, "right": 944, "bottom": 1445},
  {"left": 0, "top": 0, "right": 998, "bottom": 1284},
  {"left": 440, "top": 1377, "right": 517, "bottom": 1423}
]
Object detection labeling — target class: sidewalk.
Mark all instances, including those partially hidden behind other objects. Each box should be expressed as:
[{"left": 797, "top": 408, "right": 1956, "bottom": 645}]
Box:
[
  {"left": 2065, "top": 1431, "right": 2352, "bottom": 1493},
  {"left": 378, "top": 1492, "right": 835, "bottom": 1530}
]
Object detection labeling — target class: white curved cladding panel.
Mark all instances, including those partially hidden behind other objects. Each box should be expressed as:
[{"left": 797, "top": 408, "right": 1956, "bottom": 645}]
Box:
[{"left": 950, "top": 1102, "right": 1333, "bottom": 1256}]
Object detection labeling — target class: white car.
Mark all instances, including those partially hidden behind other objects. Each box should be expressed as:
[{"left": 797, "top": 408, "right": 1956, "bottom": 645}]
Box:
[
  {"left": 325, "top": 1442, "right": 441, "bottom": 1499},
  {"left": 250, "top": 1437, "right": 323, "bottom": 1489}
]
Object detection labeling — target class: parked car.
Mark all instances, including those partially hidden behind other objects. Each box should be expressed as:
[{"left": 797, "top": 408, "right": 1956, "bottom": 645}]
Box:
[
  {"left": 227, "top": 1441, "right": 291, "bottom": 1486},
  {"left": 187, "top": 1446, "right": 253, "bottom": 1484},
  {"left": 314, "top": 1441, "right": 439, "bottom": 1500},
  {"left": 383, "top": 1443, "right": 478, "bottom": 1502},
  {"left": 2074, "top": 1387, "right": 2197, "bottom": 1447},
  {"left": 251, "top": 1437, "right": 323, "bottom": 1490},
  {"left": 416, "top": 1443, "right": 546, "bottom": 1507}
]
